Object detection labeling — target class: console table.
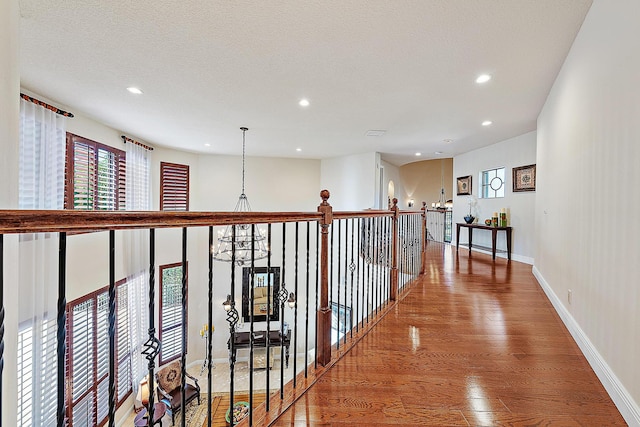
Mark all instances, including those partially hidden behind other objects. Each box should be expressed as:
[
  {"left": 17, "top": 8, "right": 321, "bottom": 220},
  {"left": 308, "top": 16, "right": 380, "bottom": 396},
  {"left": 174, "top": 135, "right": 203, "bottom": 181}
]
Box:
[
  {"left": 228, "top": 330, "right": 291, "bottom": 368},
  {"left": 456, "top": 223, "right": 512, "bottom": 261}
]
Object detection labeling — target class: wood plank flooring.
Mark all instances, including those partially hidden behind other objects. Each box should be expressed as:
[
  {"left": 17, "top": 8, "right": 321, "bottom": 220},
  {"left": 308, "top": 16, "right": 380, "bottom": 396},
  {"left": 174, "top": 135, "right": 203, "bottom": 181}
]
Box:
[{"left": 271, "top": 243, "right": 626, "bottom": 426}]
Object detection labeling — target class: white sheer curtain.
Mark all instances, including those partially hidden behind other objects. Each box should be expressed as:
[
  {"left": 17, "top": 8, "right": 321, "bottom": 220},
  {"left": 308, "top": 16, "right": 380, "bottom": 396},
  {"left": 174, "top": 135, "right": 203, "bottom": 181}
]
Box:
[
  {"left": 124, "top": 141, "right": 151, "bottom": 399},
  {"left": 17, "top": 98, "right": 66, "bottom": 426}
]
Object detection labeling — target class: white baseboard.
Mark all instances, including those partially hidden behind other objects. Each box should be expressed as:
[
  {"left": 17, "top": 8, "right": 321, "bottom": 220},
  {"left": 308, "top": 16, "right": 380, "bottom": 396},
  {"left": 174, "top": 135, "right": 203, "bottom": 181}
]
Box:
[{"left": 532, "top": 266, "right": 640, "bottom": 427}]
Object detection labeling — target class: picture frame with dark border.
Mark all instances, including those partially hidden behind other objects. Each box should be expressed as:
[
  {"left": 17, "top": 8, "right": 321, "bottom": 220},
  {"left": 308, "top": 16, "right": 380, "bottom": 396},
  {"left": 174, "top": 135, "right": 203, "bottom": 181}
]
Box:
[
  {"left": 242, "top": 266, "right": 280, "bottom": 323},
  {"left": 512, "top": 164, "right": 536, "bottom": 192},
  {"left": 456, "top": 175, "right": 472, "bottom": 195}
]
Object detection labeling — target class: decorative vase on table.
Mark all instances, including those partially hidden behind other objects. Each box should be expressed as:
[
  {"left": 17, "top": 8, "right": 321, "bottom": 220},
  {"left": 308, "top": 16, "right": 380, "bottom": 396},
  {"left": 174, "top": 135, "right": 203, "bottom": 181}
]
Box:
[{"left": 463, "top": 215, "right": 475, "bottom": 224}]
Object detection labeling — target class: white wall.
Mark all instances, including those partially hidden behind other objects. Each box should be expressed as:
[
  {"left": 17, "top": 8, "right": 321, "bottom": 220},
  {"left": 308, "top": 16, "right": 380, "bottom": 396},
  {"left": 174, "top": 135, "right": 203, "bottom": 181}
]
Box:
[
  {"left": 0, "top": 0, "right": 20, "bottom": 425},
  {"left": 320, "top": 152, "right": 378, "bottom": 210},
  {"left": 535, "top": 0, "right": 640, "bottom": 423},
  {"left": 381, "top": 159, "right": 403, "bottom": 209},
  {"left": 453, "top": 131, "right": 537, "bottom": 263}
]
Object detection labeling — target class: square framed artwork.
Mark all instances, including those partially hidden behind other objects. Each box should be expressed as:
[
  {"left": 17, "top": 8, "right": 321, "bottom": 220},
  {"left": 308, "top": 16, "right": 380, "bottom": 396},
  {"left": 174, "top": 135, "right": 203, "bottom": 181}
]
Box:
[
  {"left": 456, "top": 175, "right": 472, "bottom": 195},
  {"left": 512, "top": 164, "right": 536, "bottom": 192}
]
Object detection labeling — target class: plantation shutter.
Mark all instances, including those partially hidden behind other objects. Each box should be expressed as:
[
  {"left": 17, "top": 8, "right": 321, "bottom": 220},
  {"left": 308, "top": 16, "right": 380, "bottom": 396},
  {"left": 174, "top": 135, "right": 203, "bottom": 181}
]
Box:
[
  {"left": 69, "top": 299, "right": 96, "bottom": 426},
  {"left": 160, "top": 162, "right": 189, "bottom": 211},
  {"left": 66, "top": 133, "right": 126, "bottom": 210},
  {"left": 159, "top": 264, "right": 186, "bottom": 364},
  {"left": 116, "top": 284, "right": 132, "bottom": 401}
]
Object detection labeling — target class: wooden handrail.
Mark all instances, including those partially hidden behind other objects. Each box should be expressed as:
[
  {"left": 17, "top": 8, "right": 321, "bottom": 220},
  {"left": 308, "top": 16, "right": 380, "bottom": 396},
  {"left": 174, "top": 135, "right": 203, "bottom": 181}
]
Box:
[{"left": 0, "top": 209, "right": 422, "bottom": 234}]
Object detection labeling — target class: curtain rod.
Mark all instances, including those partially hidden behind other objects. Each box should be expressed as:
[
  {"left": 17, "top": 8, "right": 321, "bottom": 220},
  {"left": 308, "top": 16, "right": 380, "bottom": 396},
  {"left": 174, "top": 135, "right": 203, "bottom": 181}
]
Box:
[
  {"left": 20, "top": 93, "right": 74, "bottom": 117},
  {"left": 121, "top": 135, "right": 154, "bottom": 151}
]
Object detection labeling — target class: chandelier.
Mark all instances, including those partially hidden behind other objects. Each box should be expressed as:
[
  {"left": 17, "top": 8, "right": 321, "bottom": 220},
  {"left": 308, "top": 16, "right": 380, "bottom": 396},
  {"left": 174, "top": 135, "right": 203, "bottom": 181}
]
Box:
[{"left": 213, "top": 127, "right": 269, "bottom": 266}]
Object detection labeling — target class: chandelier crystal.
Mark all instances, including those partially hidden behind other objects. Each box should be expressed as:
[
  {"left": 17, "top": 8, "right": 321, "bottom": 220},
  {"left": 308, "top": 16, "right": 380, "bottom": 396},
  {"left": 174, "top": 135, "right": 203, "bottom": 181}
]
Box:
[{"left": 213, "top": 127, "right": 269, "bottom": 266}]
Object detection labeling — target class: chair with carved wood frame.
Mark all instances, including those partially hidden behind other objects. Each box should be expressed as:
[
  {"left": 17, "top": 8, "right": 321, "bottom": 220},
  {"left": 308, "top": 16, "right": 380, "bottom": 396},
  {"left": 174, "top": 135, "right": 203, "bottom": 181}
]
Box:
[{"left": 155, "top": 360, "right": 201, "bottom": 425}]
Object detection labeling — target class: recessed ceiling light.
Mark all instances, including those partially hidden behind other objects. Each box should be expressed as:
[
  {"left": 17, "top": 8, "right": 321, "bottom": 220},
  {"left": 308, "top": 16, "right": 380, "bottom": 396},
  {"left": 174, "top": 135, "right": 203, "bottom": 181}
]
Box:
[
  {"left": 435, "top": 151, "right": 444, "bottom": 155},
  {"left": 296, "top": 148, "right": 302, "bottom": 152},
  {"left": 415, "top": 152, "right": 421, "bottom": 156},
  {"left": 444, "top": 139, "right": 453, "bottom": 144},
  {"left": 482, "top": 120, "right": 493, "bottom": 126},
  {"left": 127, "top": 87, "right": 143, "bottom": 95},
  {"left": 476, "top": 74, "right": 492, "bottom": 84},
  {"left": 299, "top": 99, "right": 310, "bottom": 107},
  {"left": 204, "top": 143, "right": 211, "bottom": 147}
]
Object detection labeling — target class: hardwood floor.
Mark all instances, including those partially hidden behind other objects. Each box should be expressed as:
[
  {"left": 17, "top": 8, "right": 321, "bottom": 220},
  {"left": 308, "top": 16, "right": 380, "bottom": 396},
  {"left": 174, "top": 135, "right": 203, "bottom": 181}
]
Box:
[{"left": 271, "top": 243, "right": 626, "bottom": 426}]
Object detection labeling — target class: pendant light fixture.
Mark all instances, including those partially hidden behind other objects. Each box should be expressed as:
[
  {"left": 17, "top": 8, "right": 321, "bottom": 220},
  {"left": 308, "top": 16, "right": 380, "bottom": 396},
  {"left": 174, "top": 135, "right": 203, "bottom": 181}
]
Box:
[{"left": 213, "top": 127, "right": 269, "bottom": 265}]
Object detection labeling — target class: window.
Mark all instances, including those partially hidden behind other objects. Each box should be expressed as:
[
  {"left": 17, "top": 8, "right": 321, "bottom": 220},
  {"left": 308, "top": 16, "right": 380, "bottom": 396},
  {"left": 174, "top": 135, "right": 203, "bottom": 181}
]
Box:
[
  {"left": 160, "top": 263, "right": 187, "bottom": 364},
  {"left": 17, "top": 319, "right": 57, "bottom": 426},
  {"left": 481, "top": 167, "right": 505, "bottom": 199},
  {"left": 66, "top": 280, "right": 132, "bottom": 427},
  {"left": 65, "top": 133, "right": 126, "bottom": 210},
  {"left": 160, "top": 162, "right": 189, "bottom": 211}
]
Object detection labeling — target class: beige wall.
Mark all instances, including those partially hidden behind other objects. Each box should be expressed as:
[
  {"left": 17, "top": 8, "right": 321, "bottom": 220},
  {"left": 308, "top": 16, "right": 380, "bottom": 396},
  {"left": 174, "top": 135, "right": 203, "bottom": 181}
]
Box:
[
  {"left": 399, "top": 158, "right": 453, "bottom": 210},
  {"left": 536, "top": 0, "right": 640, "bottom": 423}
]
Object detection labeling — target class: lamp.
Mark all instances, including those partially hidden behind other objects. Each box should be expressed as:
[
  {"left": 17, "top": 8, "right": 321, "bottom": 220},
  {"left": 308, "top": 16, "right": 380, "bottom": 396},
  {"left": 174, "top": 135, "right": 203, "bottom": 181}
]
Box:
[
  {"left": 213, "top": 127, "right": 269, "bottom": 266},
  {"left": 287, "top": 292, "right": 296, "bottom": 308},
  {"left": 222, "top": 294, "right": 239, "bottom": 331},
  {"left": 222, "top": 294, "right": 233, "bottom": 312}
]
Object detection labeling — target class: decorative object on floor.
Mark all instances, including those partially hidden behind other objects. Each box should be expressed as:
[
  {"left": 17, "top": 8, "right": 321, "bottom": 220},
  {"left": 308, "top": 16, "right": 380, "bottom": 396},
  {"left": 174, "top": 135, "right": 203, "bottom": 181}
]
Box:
[
  {"left": 200, "top": 323, "right": 215, "bottom": 375},
  {"left": 155, "top": 360, "right": 201, "bottom": 426},
  {"left": 457, "top": 175, "right": 472, "bottom": 195},
  {"left": 213, "top": 127, "right": 269, "bottom": 265},
  {"left": 225, "top": 401, "right": 250, "bottom": 424},
  {"left": 512, "top": 164, "right": 536, "bottom": 192}
]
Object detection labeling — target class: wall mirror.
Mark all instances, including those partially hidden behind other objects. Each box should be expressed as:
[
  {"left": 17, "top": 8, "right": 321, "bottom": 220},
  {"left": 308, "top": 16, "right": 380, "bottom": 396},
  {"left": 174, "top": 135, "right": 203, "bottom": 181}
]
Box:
[{"left": 242, "top": 267, "right": 280, "bottom": 323}]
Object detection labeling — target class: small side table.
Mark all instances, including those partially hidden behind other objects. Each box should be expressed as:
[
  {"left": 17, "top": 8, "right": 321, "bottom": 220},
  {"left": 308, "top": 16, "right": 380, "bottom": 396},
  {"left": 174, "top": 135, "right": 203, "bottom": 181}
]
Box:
[{"left": 134, "top": 402, "right": 167, "bottom": 426}]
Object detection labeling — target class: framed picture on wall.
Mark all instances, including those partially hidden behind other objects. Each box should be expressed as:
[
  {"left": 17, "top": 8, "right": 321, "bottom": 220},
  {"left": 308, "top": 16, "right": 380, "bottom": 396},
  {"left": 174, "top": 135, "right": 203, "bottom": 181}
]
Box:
[
  {"left": 456, "top": 175, "right": 472, "bottom": 195},
  {"left": 512, "top": 164, "right": 536, "bottom": 192}
]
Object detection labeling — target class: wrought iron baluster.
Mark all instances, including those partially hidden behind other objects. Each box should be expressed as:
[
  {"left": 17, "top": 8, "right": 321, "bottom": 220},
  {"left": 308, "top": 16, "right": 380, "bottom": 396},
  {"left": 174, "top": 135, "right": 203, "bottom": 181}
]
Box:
[
  {"left": 304, "top": 221, "right": 310, "bottom": 377},
  {"left": 207, "top": 227, "right": 213, "bottom": 427},
  {"left": 293, "top": 222, "right": 299, "bottom": 388},
  {"left": 57, "top": 232, "right": 66, "bottom": 427},
  {"left": 336, "top": 219, "right": 341, "bottom": 350},
  {"left": 349, "top": 218, "right": 355, "bottom": 339},
  {"left": 330, "top": 220, "right": 334, "bottom": 307},
  {"left": 228, "top": 225, "right": 238, "bottom": 427},
  {"left": 314, "top": 222, "right": 319, "bottom": 370},
  {"left": 265, "top": 223, "right": 271, "bottom": 411},
  {"left": 356, "top": 218, "right": 362, "bottom": 332},
  {"left": 343, "top": 219, "right": 348, "bottom": 345},
  {"left": 249, "top": 224, "right": 255, "bottom": 426},
  {"left": 143, "top": 229, "right": 161, "bottom": 427},
  {"left": 279, "top": 223, "right": 287, "bottom": 399},
  {"left": 108, "top": 230, "right": 116, "bottom": 427},
  {"left": 180, "top": 227, "right": 188, "bottom": 427}
]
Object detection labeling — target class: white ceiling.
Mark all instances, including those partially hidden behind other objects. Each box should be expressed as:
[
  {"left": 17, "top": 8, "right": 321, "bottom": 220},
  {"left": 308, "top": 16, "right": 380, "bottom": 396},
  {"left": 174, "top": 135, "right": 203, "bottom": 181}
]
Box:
[{"left": 19, "top": 0, "right": 592, "bottom": 166}]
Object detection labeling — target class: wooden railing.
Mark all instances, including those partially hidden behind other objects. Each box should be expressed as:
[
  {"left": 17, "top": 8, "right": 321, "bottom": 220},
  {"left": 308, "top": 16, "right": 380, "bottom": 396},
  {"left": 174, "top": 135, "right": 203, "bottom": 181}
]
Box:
[{"left": 0, "top": 191, "right": 426, "bottom": 427}]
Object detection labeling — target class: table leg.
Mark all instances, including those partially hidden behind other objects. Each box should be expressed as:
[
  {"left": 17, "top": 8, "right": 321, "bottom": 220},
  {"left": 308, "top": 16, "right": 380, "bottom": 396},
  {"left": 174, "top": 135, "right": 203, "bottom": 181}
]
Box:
[
  {"left": 506, "top": 228, "right": 512, "bottom": 261},
  {"left": 491, "top": 229, "right": 497, "bottom": 260},
  {"left": 456, "top": 224, "right": 461, "bottom": 251},
  {"left": 285, "top": 345, "right": 290, "bottom": 368},
  {"left": 468, "top": 228, "right": 473, "bottom": 253}
]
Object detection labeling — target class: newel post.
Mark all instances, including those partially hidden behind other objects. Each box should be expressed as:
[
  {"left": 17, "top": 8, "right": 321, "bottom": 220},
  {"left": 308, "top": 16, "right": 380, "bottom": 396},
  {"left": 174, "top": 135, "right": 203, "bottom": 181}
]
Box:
[
  {"left": 420, "top": 201, "right": 427, "bottom": 275},
  {"left": 317, "top": 190, "right": 333, "bottom": 366},
  {"left": 390, "top": 198, "right": 399, "bottom": 302}
]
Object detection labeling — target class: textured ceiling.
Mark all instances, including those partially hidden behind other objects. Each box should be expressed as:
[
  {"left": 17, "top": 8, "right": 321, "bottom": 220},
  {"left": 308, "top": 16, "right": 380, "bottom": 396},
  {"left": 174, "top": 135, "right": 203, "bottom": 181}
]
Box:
[{"left": 19, "top": 0, "right": 592, "bottom": 165}]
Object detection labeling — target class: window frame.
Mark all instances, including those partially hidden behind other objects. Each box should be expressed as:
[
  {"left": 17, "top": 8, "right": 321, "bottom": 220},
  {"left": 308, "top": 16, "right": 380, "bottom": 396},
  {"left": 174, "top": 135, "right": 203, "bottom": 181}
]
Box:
[
  {"left": 159, "top": 262, "right": 188, "bottom": 365},
  {"left": 65, "top": 133, "right": 126, "bottom": 210},
  {"left": 65, "top": 279, "right": 132, "bottom": 427},
  {"left": 160, "top": 161, "right": 189, "bottom": 211},
  {"left": 480, "top": 167, "right": 506, "bottom": 199}
]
